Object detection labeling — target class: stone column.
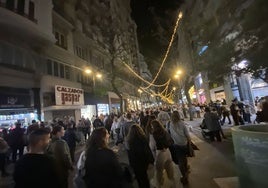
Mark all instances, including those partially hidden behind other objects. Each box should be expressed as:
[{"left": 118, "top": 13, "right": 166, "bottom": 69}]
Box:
[
  {"left": 223, "top": 75, "right": 234, "bottom": 105},
  {"left": 236, "top": 73, "right": 254, "bottom": 105}
]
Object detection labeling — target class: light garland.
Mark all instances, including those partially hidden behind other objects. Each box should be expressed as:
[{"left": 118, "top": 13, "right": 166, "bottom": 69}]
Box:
[
  {"left": 121, "top": 12, "right": 183, "bottom": 90},
  {"left": 142, "top": 11, "right": 183, "bottom": 89},
  {"left": 121, "top": 61, "right": 171, "bottom": 87}
]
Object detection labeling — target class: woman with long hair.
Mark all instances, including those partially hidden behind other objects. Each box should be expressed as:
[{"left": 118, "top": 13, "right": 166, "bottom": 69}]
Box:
[
  {"left": 127, "top": 124, "right": 154, "bottom": 188},
  {"left": 84, "top": 127, "right": 124, "bottom": 188},
  {"left": 145, "top": 115, "right": 157, "bottom": 158},
  {"left": 151, "top": 120, "right": 175, "bottom": 187},
  {"left": 169, "top": 111, "right": 191, "bottom": 185}
]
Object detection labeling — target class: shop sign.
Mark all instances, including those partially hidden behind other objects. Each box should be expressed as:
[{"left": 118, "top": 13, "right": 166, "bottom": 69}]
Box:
[
  {"left": 55, "top": 85, "right": 84, "bottom": 105},
  {"left": 0, "top": 94, "right": 31, "bottom": 108}
]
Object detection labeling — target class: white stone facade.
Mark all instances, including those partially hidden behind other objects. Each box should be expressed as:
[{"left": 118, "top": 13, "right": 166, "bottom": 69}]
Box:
[{"left": 0, "top": 0, "right": 142, "bottom": 122}]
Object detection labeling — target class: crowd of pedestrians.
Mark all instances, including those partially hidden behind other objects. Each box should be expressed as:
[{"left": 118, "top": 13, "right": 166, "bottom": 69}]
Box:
[{"left": 0, "top": 96, "right": 267, "bottom": 187}]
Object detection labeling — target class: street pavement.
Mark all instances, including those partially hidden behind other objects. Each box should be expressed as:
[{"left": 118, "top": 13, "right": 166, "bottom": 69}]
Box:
[{"left": 0, "top": 118, "right": 239, "bottom": 188}]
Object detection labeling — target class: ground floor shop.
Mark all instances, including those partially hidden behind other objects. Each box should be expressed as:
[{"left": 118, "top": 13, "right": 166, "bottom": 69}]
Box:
[{"left": 0, "top": 86, "right": 40, "bottom": 127}]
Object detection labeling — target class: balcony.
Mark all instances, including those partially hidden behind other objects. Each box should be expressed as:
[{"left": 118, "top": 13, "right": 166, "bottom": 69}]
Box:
[
  {"left": 0, "top": 0, "right": 37, "bottom": 23},
  {"left": 0, "top": 0, "right": 55, "bottom": 47}
]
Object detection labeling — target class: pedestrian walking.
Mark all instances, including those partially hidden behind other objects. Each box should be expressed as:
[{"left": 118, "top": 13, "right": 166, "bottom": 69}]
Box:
[
  {"left": 151, "top": 120, "right": 175, "bottom": 187},
  {"left": 127, "top": 124, "right": 154, "bottom": 188},
  {"left": 204, "top": 107, "right": 222, "bottom": 141},
  {"left": 13, "top": 128, "right": 61, "bottom": 188},
  {"left": 84, "top": 127, "right": 125, "bottom": 188},
  {"left": 169, "top": 111, "right": 191, "bottom": 185},
  {"left": 47, "top": 125, "right": 73, "bottom": 188},
  {"left": 63, "top": 122, "right": 80, "bottom": 163},
  {"left": 9, "top": 123, "right": 25, "bottom": 162}
]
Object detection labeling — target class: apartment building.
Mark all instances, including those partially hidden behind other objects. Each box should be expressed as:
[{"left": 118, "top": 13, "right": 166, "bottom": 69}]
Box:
[{"left": 0, "top": 0, "right": 143, "bottom": 124}]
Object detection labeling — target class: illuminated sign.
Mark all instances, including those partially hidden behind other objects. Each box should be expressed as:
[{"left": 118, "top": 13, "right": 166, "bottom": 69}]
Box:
[{"left": 55, "top": 85, "right": 84, "bottom": 105}]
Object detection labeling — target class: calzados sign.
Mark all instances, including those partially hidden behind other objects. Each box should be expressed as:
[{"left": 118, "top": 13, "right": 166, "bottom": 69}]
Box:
[{"left": 55, "top": 85, "right": 84, "bottom": 105}]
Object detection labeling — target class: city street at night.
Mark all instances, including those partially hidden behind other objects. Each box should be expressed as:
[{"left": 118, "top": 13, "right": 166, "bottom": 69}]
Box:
[
  {"left": 1, "top": 118, "right": 239, "bottom": 188},
  {"left": 0, "top": 0, "right": 268, "bottom": 188}
]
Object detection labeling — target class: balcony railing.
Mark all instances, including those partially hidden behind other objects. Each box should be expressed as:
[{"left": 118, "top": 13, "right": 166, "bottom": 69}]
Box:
[{"left": 0, "top": 0, "right": 37, "bottom": 23}]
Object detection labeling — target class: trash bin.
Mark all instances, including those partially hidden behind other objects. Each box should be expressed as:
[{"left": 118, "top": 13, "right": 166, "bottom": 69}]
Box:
[{"left": 232, "top": 125, "right": 268, "bottom": 188}]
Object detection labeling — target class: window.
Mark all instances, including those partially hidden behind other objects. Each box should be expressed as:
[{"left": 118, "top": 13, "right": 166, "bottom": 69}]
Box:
[
  {"left": 75, "top": 46, "right": 86, "bottom": 59},
  {"left": 54, "top": 30, "right": 67, "bottom": 49},
  {"left": 17, "top": 0, "right": 25, "bottom": 15},
  {"left": 65, "top": 66, "right": 70, "bottom": 79},
  {"left": 6, "top": 0, "right": 15, "bottom": 10},
  {"left": 60, "top": 64, "right": 64, "bottom": 78},
  {"left": 46, "top": 59, "right": 73, "bottom": 79},
  {"left": 53, "top": 61, "right": 59, "bottom": 77},
  {"left": 77, "top": 71, "right": 82, "bottom": 82},
  {"left": 28, "top": 1, "right": 35, "bottom": 20},
  {"left": 47, "top": 60, "right": 52, "bottom": 75}
]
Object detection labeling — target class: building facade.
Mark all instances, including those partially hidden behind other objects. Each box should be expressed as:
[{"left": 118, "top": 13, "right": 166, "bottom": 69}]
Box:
[{"left": 0, "top": 0, "right": 142, "bottom": 125}]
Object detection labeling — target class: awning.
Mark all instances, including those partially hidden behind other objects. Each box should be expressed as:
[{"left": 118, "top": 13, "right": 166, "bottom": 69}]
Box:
[
  {"left": 0, "top": 108, "right": 35, "bottom": 115},
  {"left": 43, "top": 105, "right": 87, "bottom": 111}
]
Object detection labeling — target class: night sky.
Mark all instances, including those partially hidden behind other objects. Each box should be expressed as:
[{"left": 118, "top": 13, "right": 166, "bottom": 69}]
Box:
[{"left": 130, "top": 0, "right": 184, "bottom": 75}]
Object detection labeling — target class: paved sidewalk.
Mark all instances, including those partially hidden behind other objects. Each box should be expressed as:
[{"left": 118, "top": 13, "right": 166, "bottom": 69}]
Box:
[{"left": 184, "top": 119, "right": 238, "bottom": 188}]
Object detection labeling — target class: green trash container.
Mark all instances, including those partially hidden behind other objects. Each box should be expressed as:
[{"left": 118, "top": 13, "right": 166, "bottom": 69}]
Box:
[{"left": 232, "top": 125, "right": 268, "bottom": 188}]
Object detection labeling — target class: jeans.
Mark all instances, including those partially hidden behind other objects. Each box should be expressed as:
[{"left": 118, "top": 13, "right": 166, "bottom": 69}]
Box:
[
  {"left": 155, "top": 149, "right": 175, "bottom": 186},
  {"left": 174, "top": 145, "right": 188, "bottom": 179},
  {"left": 11, "top": 146, "right": 24, "bottom": 162}
]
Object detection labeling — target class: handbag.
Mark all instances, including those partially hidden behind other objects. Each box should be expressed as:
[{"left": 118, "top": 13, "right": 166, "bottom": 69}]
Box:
[
  {"left": 186, "top": 141, "right": 195, "bottom": 157},
  {"left": 190, "top": 141, "right": 199, "bottom": 150}
]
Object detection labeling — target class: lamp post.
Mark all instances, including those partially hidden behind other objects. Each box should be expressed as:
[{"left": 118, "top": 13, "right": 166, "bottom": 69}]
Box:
[
  {"left": 85, "top": 68, "right": 102, "bottom": 93},
  {"left": 138, "top": 88, "right": 143, "bottom": 110},
  {"left": 174, "top": 69, "right": 184, "bottom": 104}
]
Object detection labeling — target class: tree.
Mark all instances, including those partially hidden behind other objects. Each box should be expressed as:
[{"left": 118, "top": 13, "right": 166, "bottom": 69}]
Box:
[{"left": 99, "top": 8, "right": 140, "bottom": 113}]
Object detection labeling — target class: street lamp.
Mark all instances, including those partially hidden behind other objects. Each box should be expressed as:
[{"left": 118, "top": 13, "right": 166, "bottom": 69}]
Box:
[
  {"left": 137, "top": 89, "right": 143, "bottom": 110},
  {"left": 96, "top": 73, "right": 102, "bottom": 79},
  {"left": 85, "top": 69, "right": 102, "bottom": 91},
  {"left": 85, "top": 69, "right": 92, "bottom": 74},
  {"left": 173, "top": 69, "right": 184, "bottom": 104},
  {"left": 176, "top": 70, "right": 182, "bottom": 75}
]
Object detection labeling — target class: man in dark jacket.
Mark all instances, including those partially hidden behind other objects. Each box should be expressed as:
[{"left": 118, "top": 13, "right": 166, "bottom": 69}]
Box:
[
  {"left": 93, "top": 116, "right": 104, "bottom": 129},
  {"left": 14, "top": 128, "right": 61, "bottom": 188},
  {"left": 63, "top": 123, "right": 80, "bottom": 162},
  {"left": 9, "top": 123, "right": 25, "bottom": 162}
]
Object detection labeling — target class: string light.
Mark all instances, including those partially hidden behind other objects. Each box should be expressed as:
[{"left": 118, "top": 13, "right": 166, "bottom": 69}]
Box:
[
  {"left": 122, "top": 61, "right": 171, "bottom": 87},
  {"left": 142, "top": 11, "right": 183, "bottom": 89},
  {"left": 121, "top": 11, "right": 183, "bottom": 90}
]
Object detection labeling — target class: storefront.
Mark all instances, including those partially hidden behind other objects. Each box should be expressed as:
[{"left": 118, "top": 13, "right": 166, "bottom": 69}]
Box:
[
  {"left": 210, "top": 86, "right": 226, "bottom": 102},
  {"left": 0, "top": 87, "right": 38, "bottom": 126},
  {"left": 43, "top": 85, "right": 85, "bottom": 123}
]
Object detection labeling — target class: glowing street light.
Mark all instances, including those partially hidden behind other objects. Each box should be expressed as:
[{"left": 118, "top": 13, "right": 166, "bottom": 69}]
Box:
[
  {"left": 176, "top": 70, "right": 182, "bottom": 75},
  {"left": 173, "top": 87, "right": 176, "bottom": 91},
  {"left": 85, "top": 69, "right": 92, "bottom": 74},
  {"left": 96, "top": 73, "right": 102, "bottom": 78},
  {"left": 138, "top": 89, "right": 143, "bottom": 94},
  {"left": 179, "top": 12, "right": 183, "bottom": 19}
]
